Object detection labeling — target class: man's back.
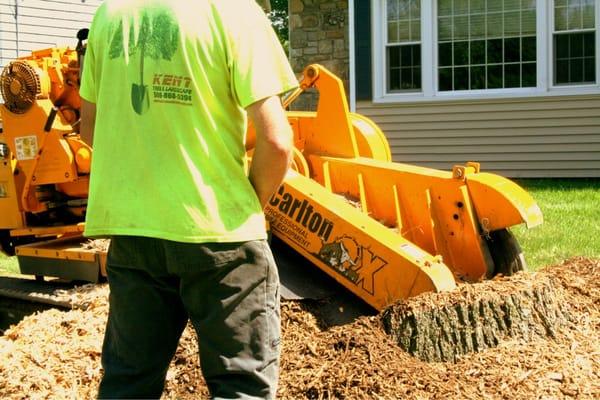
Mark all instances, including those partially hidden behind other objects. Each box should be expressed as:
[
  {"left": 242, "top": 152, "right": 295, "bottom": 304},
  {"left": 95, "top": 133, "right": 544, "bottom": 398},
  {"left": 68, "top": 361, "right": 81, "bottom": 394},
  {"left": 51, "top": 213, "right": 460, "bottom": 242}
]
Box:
[
  {"left": 80, "top": 0, "right": 297, "bottom": 243},
  {"left": 80, "top": 2, "right": 296, "bottom": 399}
]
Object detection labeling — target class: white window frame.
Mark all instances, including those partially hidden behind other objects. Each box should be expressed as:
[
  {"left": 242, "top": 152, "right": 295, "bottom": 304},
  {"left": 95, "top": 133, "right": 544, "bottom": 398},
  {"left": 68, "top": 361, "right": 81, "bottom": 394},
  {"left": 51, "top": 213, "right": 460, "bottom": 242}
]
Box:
[
  {"left": 371, "top": 0, "right": 600, "bottom": 103},
  {"left": 548, "top": 0, "right": 599, "bottom": 89}
]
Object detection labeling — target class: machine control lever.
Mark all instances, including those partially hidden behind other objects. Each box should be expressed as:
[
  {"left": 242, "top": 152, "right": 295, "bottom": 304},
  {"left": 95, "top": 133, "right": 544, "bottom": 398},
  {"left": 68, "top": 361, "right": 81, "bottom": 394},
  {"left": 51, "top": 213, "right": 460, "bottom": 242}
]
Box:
[{"left": 44, "top": 107, "right": 59, "bottom": 132}]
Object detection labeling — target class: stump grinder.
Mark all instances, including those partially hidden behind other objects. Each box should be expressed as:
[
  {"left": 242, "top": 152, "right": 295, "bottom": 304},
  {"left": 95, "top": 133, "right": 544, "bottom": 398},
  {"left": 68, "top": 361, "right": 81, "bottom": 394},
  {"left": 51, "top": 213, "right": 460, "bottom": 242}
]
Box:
[{"left": 0, "top": 36, "right": 542, "bottom": 310}]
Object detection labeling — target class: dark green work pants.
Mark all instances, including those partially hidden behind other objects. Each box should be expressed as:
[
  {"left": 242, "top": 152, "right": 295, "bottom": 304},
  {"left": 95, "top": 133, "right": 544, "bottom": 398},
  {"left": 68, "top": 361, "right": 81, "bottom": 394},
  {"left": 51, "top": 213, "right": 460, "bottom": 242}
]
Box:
[{"left": 97, "top": 236, "right": 281, "bottom": 399}]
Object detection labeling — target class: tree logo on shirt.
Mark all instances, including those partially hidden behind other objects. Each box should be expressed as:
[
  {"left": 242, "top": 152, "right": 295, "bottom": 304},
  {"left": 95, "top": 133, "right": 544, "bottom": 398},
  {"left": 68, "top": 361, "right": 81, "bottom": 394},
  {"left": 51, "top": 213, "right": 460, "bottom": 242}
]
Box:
[{"left": 108, "top": 9, "right": 180, "bottom": 115}]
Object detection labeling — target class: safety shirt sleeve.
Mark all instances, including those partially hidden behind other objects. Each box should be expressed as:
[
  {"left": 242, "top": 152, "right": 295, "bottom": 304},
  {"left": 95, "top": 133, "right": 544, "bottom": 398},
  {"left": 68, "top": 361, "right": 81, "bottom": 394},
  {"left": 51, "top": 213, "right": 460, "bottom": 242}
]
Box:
[{"left": 228, "top": 0, "right": 298, "bottom": 108}]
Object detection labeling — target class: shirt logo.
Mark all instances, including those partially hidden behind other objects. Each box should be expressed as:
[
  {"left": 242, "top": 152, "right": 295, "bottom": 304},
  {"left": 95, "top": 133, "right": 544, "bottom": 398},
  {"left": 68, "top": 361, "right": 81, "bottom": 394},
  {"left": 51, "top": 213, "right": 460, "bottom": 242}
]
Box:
[{"left": 108, "top": 9, "right": 180, "bottom": 115}]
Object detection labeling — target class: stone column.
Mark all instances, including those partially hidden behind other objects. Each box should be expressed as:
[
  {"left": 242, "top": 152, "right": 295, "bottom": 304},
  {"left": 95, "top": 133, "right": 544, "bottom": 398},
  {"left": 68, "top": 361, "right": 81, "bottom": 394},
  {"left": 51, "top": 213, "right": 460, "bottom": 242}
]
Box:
[{"left": 289, "top": 0, "right": 350, "bottom": 110}]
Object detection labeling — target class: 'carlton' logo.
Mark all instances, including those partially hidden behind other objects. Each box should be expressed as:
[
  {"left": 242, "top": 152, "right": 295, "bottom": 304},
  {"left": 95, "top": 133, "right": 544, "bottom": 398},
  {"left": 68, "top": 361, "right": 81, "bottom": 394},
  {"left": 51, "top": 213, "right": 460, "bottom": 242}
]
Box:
[
  {"left": 268, "top": 186, "right": 333, "bottom": 241},
  {"left": 268, "top": 187, "right": 387, "bottom": 296}
]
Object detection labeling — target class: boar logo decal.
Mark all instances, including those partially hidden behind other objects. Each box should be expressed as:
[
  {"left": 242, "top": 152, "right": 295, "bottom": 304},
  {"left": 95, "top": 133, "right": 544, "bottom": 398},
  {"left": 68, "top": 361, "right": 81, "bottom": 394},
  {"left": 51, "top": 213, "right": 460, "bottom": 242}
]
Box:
[
  {"left": 316, "top": 236, "right": 360, "bottom": 282},
  {"left": 314, "top": 235, "right": 388, "bottom": 295}
]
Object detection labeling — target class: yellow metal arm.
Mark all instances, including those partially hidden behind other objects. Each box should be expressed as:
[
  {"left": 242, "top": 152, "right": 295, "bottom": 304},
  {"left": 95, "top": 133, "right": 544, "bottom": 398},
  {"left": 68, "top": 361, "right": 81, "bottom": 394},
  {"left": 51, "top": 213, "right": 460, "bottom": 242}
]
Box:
[{"left": 466, "top": 172, "right": 543, "bottom": 231}]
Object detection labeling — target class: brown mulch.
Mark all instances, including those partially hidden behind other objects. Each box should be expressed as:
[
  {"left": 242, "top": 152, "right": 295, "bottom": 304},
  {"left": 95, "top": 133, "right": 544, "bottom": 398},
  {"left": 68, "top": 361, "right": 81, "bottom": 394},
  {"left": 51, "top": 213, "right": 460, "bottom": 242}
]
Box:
[{"left": 0, "top": 257, "right": 598, "bottom": 399}]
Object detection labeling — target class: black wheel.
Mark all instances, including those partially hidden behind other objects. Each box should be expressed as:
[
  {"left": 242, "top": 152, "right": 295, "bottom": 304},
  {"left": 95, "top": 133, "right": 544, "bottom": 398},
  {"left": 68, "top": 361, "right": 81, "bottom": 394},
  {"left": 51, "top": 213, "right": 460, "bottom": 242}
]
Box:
[
  {"left": 485, "top": 228, "right": 527, "bottom": 276},
  {"left": 0, "top": 229, "right": 17, "bottom": 256},
  {"left": 0, "top": 230, "right": 39, "bottom": 256}
]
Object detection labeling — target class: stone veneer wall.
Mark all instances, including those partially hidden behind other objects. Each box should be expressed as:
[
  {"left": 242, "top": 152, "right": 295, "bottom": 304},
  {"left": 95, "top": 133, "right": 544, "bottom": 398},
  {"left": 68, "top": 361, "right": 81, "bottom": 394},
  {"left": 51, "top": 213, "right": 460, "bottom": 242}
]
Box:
[{"left": 289, "top": 0, "right": 350, "bottom": 110}]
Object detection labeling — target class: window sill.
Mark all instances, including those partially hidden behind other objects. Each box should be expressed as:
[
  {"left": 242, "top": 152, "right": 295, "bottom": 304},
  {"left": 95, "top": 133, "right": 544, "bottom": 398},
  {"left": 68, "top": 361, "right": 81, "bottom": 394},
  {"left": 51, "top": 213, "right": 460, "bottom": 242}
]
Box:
[{"left": 372, "top": 85, "right": 600, "bottom": 104}]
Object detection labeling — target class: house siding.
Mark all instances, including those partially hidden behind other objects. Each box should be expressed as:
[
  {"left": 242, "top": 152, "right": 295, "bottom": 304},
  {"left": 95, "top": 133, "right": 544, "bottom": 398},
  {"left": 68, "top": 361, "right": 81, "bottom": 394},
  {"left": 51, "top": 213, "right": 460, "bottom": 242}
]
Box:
[
  {"left": 0, "top": 0, "right": 102, "bottom": 69},
  {"left": 357, "top": 95, "right": 600, "bottom": 178}
]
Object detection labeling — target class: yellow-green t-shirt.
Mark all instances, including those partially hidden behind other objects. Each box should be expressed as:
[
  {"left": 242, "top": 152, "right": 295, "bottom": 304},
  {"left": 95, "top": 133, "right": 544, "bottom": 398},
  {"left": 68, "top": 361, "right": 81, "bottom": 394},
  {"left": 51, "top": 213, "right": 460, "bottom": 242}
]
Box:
[{"left": 80, "top": 0, "right": 298, "bottom": 243}]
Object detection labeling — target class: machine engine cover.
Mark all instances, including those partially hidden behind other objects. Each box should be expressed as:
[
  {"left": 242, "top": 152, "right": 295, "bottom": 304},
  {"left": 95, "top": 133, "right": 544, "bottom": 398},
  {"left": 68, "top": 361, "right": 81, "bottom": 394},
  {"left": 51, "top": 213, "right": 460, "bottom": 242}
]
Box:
[{"left": 0, "top": 61, "right": 42, "bottom": 114}]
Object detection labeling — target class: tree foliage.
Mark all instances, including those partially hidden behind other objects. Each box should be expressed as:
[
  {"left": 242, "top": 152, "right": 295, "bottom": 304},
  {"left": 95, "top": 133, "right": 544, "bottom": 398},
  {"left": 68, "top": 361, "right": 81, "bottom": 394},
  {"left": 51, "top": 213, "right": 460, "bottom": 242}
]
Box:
[
  {"left": 267, "top": 0, "right": 289, "bottom": 52},
  {"left": 108, "top": 11, "right": 179, "bottom": 61},
  {"left": 107, "top": 10, "right": 180, "bottom": 114}
]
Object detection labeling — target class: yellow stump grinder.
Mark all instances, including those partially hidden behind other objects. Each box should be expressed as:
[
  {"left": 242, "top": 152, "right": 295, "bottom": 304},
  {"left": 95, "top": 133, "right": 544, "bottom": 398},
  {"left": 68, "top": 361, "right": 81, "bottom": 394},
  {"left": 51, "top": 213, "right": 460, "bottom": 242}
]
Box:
[{"left": 0, "top": 35, "right": 542, "bottom": 310}]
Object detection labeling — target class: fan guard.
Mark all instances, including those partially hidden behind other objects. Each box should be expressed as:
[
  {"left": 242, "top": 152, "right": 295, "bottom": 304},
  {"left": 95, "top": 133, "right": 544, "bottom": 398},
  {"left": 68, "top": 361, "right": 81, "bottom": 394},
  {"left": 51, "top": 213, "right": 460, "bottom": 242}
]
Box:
[{"left": 0, "top": 61, "right": 41, "bottom": 114}]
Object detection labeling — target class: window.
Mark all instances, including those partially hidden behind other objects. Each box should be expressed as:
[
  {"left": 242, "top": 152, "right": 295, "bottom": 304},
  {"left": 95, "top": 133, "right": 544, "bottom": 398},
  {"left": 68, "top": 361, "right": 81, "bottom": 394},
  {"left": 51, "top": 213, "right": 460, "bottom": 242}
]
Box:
[
  {"left": 553, "top": 0, "right": 596, "bottom": 85},
  {"left": 386, "top": 0, "right": 422, "bottom": 91},
  {"left": 438, "top": 0, "right": 537, "bottom": 91},
  {"left": 371, "top": 0, "right": 600, "bottom": 102}
]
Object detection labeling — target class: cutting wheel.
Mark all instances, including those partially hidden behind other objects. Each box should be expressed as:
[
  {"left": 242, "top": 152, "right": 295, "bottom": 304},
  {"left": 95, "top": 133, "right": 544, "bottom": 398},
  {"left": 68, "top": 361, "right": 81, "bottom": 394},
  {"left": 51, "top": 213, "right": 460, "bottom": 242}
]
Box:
[{"left": 486, "top": 228, "right": 527, "bottom": 276}]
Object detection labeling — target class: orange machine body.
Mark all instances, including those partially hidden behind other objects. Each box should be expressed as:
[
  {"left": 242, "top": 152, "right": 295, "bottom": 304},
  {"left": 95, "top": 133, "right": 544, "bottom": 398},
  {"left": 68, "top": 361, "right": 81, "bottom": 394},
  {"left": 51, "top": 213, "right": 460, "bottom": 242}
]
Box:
[
  {"left": 250, "top": 65, "right": 542, "bottom": 309},
  {"left": 0, "top": 52, "right": 542, "bottom": 308},
  {"left": 0, "top": 46, "right": 93, "bottom": 280}
]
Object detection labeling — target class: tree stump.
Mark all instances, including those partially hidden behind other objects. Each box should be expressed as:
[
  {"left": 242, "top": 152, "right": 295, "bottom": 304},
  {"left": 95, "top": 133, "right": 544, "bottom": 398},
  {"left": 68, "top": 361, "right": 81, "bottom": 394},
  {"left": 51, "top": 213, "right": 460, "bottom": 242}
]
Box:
[{"left": 381, "top": 274, "right": 571, "bottom": 362}]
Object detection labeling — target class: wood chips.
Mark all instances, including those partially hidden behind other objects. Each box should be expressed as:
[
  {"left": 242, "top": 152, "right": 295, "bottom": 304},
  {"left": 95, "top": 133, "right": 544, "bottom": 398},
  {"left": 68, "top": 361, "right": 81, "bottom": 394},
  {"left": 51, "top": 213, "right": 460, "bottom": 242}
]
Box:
[{"left": 0, "top": 257, "right": 598, "bottom": 399}]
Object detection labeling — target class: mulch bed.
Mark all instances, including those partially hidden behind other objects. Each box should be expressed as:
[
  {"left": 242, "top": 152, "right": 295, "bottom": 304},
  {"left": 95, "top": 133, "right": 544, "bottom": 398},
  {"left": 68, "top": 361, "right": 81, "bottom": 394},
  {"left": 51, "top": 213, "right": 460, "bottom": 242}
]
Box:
[{"left": 0, "top": 257, "right": 598, "bottom": 399}]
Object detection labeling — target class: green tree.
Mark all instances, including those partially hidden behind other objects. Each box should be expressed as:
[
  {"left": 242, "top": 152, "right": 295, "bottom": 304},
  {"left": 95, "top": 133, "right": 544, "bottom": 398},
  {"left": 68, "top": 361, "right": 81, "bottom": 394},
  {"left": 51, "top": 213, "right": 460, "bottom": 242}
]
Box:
[
  {"left": 267, "top": 0, "right": 289, "bottom": 53},
  {"left": 109, "top": 10, "right": 180, "bottom": 115}
]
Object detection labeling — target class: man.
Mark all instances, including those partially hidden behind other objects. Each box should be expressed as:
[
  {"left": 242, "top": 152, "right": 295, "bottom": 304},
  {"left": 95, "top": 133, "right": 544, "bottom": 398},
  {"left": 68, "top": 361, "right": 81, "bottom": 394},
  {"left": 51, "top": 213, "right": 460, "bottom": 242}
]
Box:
[{"left": 79, "top": 1, "right": 297, "bottom": 398}]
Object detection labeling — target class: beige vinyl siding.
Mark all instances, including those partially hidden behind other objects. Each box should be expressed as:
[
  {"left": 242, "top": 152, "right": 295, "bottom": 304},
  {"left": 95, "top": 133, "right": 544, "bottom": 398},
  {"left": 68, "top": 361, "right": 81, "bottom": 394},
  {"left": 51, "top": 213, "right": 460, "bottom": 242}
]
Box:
[
  {"left": 0, "top": 0, "right": 102, "bottom": 68},
  {"left": 357, "top": 95, "right": 600, "bottom": 178}
]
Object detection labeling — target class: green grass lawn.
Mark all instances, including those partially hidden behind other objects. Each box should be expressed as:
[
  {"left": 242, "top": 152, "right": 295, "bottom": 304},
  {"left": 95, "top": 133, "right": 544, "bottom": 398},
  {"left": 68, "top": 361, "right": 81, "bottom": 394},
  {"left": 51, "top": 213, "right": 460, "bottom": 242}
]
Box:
[
  {"left": 0, "top": 179, "right": 598, "bottom": 276},
  {"left": 0, "top": 252, "right": 19, "bottom": 277},
  {"left": 512, "top": 178, "right": 600, "bottom": 271}
]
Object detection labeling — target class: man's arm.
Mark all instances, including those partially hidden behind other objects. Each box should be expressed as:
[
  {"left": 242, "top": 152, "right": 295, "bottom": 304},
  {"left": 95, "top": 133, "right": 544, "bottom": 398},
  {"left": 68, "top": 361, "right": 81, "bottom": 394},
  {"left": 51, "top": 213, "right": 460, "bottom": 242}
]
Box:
[
  {"left": 247, "top": 95, "right": 293, "bottom": 208},
  {"left": 80, "top": 99, "right": 97, "bottom": 146}
]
